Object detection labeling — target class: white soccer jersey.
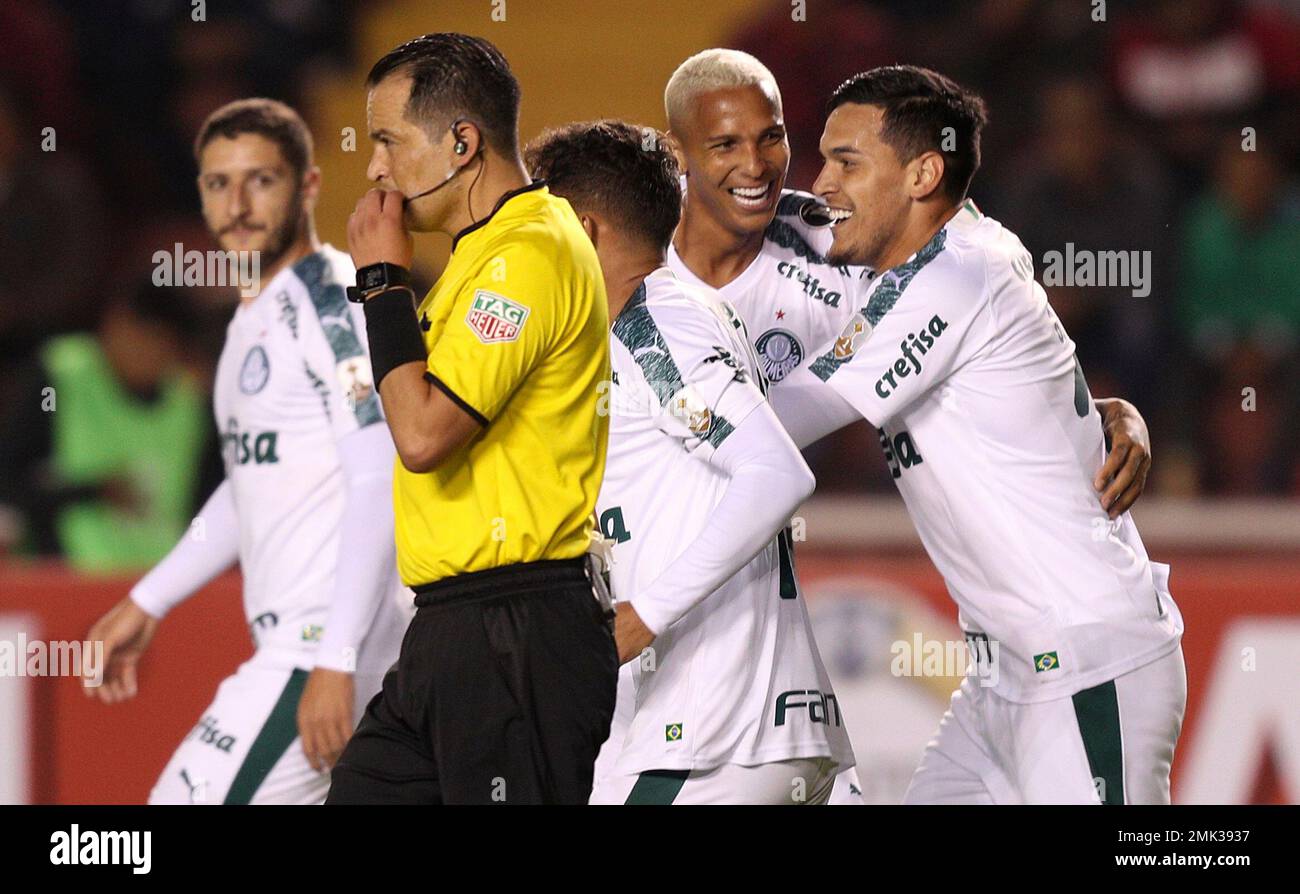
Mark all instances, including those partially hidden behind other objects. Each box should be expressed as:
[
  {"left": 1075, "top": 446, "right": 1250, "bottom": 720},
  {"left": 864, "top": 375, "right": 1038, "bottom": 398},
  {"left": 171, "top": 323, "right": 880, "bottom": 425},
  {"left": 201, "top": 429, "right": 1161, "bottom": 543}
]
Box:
[
  {"left": 597, "top": 266, "right": 854, "bottom": 774},
  {"left": 211, "top": 244, "right": 406, "bottom": 673},
  {"left": 791, "top": 202, "right": 1183, "bottom": 702},
  {"left": 668, "top": 189, "right": 869, "bottom": 385}
]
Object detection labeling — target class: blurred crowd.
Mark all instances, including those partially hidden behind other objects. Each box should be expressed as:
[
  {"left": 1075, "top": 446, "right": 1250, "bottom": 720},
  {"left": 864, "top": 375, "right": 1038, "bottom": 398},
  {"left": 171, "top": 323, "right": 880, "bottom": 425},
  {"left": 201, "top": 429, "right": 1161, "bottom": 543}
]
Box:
[
  {"left": 0, "top": 0, "right": 362, "bottom": 569},
  {"left": 738, "top": 0, "right": 1300, "bottom": 496},
  {"left": 0, "top": 0, "right": 1297, "bottom": 570}
]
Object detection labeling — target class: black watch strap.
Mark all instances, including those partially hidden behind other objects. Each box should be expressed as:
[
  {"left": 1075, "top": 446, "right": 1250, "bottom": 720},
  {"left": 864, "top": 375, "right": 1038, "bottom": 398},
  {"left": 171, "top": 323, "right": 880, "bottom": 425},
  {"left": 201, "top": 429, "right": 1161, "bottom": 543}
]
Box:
[{"left": 347, "top": 262, "right": 412, "bottom": 303}]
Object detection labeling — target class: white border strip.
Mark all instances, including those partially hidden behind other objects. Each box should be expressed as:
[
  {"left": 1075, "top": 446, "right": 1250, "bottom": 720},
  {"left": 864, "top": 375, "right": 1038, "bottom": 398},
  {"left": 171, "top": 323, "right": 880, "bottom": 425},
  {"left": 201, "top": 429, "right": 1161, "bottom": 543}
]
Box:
[{"left": 0, "top": 613, "right": 37, "bottom": 805}]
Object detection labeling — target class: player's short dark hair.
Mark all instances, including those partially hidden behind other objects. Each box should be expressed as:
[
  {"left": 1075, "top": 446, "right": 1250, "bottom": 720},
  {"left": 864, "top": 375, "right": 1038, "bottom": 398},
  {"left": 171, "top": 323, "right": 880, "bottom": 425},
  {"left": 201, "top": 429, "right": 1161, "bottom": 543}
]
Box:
[
  {"left": 524, "top": 120, "right": 681, "bottom": 253},
  {"left": 828, "top": 65, "right": 988, "bottom": 203},
  {"left": 367, "top": 32, "right": 521, "bottom": 157},
  {"left": 193, "top": 98, "right": 314, "bottom": 179}
]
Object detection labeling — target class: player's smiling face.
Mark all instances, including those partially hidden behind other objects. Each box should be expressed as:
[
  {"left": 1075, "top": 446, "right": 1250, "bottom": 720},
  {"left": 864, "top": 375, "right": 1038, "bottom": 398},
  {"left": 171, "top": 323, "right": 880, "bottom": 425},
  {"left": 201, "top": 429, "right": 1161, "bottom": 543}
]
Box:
[
  {"left": 366, "top": 74, "right": 445, "bottom": 232},
  {"left": 673, "top": 84, "right": 788, "bottom": 238},
  {"left": 197, "top": 133, "right": 308, "bottom": 264},
  {"left": 813, "top": 103, "right": 911, "bottom": 269}
]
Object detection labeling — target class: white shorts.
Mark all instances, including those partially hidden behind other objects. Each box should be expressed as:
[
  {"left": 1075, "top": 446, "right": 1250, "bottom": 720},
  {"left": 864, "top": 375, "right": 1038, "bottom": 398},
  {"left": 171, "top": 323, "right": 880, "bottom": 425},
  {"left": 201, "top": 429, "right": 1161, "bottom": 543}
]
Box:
[
  {"left": 149, "top": 655, "right": 384, "bottom": 805},
  {"left": 591, "top": 757, "right": 839, "bottom": 805},
  {"left": 903, "top": 645, "right": 1186, "bottom": 805}
]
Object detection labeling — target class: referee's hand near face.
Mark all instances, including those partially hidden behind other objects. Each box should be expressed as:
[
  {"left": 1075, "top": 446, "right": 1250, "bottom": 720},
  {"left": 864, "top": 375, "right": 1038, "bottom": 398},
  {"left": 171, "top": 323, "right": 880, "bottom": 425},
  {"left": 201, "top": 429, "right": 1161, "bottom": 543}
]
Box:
[{"left": 324, "top": 33, "right": 615, "bottom": 806}]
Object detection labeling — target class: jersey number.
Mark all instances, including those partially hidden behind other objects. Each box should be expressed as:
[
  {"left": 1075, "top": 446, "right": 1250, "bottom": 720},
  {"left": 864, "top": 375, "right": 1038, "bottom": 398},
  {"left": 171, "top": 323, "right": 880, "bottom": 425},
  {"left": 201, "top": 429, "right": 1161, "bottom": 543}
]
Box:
[{"left": 777, "top": 527, "right": 797, "bottom": 599}]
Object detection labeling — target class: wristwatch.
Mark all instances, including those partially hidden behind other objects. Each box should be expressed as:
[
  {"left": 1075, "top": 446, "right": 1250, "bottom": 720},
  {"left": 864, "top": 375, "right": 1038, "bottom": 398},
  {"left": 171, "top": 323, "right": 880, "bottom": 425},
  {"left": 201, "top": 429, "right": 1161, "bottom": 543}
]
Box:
[{"left": 347, "top": 262, "right": 412, "bottom": 303}]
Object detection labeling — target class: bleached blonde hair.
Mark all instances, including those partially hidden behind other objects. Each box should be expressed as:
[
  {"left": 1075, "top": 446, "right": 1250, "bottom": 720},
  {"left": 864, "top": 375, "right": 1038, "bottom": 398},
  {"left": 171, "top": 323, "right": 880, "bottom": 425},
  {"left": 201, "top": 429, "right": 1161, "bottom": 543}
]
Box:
[{"left": 664, "top": 48, "right": 783, "bottom": 132}]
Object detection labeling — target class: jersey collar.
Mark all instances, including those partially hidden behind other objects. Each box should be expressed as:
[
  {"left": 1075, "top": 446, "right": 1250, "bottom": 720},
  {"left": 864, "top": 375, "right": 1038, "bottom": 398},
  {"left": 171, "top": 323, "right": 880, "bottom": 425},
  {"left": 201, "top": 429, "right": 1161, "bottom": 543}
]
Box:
[
  {"left": 235, "top": 245, "right": 331, "bottom": 313},
  {"left": 667, "top": 240, "right": 767, "bottom": 300},
  {"left": 945, "top": 198, "right": 983, "bottom": 235},
  {"left": 451, "top": 179, "right": 548, "bottom": 252},
  {"left": 613, "top": 267, "right": 674, "bottom": 325}
]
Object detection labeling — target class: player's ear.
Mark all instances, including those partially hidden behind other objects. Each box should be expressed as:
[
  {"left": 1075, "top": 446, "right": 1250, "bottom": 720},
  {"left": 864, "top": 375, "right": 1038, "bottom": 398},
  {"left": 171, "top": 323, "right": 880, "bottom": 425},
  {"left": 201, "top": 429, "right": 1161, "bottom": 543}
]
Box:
[
  {"left": 579, "top": 213, "right": 598, "bottom": 246},
  {"left": 301, "top": 166, "right": 322, "bottom": 210},
  {"left": 663, "top": 131, "right": 688, "bottom": 178},
  {"left": 909, "top": 151, "right": 946, "bottom": 201}
]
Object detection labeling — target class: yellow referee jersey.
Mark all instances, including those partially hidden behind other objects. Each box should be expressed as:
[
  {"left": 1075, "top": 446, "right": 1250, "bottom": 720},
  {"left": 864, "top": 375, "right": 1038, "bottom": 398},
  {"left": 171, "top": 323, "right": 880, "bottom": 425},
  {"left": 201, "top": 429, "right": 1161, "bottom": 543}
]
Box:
[{"left": 393, "top": 181, "right": 610, "bottom": 585}]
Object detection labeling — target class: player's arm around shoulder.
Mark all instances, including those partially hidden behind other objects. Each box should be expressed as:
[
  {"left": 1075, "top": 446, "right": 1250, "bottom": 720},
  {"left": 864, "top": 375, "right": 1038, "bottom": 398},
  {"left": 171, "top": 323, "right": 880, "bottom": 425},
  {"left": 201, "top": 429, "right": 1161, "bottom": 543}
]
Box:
[
  {"left": 1093, "top": 398, "right": 1152, "bottom": 517},
  {"left": 619, "top": 394, "right": 815, "bottom": 656},
  {"left": 618, "top": 292, "right": 815, "bottom": 652}
]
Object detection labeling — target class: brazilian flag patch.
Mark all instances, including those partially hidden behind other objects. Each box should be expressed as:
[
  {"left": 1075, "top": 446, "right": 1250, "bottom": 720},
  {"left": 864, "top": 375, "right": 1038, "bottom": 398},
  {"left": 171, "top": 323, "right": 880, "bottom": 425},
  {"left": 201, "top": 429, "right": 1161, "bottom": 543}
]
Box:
[
  {"left": 1034, "top": 651, "right": 1061, "bottom": 673},
  {"left": 665, "top": 723, "right": 683, "bottom": 742}
]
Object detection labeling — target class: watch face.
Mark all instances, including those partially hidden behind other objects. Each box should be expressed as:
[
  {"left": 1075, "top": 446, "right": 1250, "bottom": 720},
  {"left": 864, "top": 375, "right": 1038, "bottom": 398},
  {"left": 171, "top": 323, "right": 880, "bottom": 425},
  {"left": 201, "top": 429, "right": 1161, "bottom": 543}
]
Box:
[{"left": 362, "top": 266, "right": 387, "bottom": 289}]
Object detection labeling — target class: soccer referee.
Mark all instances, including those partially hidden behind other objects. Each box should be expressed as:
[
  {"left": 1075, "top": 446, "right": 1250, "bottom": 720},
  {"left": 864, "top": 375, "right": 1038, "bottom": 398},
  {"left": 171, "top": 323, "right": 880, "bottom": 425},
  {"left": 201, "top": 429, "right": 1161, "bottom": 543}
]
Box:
[{"left": 325, "top": 33, "right": 616, "bottom": 805}]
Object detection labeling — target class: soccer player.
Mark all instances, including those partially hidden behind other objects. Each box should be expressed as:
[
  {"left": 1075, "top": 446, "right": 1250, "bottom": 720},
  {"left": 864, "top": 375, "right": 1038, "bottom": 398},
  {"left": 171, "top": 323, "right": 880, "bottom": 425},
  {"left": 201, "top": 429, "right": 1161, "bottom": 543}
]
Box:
[
  {"left": 527, "top": 120, "right": 856, "bottom": 804},
  {"left": 326, "top": 34, "right": 615, "bottom": 805},
  {"left": 84, "top": 98, "right": 410, "bottom": 804},
  {"left": 663, "top": 49, "right": 1153, "bottom": 517},
  {"left": 659, "top": 48, "right": 1154, "bottom": 803},
  {"left": 770, "top": 66, "right": 1185, "bottom": 804},
  {"left": 664, "top": 49, "right": 866, "bottom": 389}
]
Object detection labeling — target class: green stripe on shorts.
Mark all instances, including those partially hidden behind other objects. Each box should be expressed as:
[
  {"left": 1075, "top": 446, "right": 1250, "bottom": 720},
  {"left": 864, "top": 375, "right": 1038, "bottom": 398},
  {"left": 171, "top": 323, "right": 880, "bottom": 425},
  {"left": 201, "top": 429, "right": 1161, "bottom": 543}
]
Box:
[
  {"left": 224, "top": 668, "right": 309, "bottom": 805},
  {"left": 625, "top": 769, "right": 690, "bottom": 805},
  {"left": 1072, "top": 680, "right": 1125, "bottom": 805}
]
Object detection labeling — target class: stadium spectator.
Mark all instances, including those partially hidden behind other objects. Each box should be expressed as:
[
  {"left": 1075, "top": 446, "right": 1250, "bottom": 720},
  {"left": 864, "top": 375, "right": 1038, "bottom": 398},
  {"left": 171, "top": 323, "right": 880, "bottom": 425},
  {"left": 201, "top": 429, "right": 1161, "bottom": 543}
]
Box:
[
  {"left": 992, "top": 75, "right": 1174, "bottom": 408},
  {"left": 1174, "top": 134, "right": 1300, "bottom": 493},
  {"left": 1106, "top": 0, "right": 1300, "bottom": 187},
  {"left": 1180, "top": 136, "right": 1300, "bottom": 355},
  {"left": 0, "top": 84, "right": 107, "bottom": 377},
  {"left": 0, "top": 282, "right": 210, "bottom": 570}
]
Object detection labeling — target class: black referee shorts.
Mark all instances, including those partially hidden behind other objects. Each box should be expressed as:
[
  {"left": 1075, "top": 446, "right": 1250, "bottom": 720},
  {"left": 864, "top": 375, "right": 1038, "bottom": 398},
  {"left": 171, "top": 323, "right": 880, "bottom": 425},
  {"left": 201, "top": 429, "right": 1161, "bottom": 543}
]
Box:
[{"left": 325, "top": 557, "right": 617, "bottom": 805}]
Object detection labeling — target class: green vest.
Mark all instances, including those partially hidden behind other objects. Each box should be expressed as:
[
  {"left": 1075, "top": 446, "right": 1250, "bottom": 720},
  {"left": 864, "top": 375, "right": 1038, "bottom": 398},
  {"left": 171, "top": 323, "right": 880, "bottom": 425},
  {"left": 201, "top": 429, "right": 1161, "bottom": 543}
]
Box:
[{"left": 42, "top": 334, "right": 208, "bottom": 572}]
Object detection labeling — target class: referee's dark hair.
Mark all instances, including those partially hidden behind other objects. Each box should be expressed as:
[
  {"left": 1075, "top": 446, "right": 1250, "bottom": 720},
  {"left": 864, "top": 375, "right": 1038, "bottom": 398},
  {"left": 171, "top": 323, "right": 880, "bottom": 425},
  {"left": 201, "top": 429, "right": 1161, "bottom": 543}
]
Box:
[
  {"left": 525, "top": 120, "right": 681, "bottom": 253},
  {"left": 368, "top": 33, "right": 521, "bottom": 158},
  {"left": 193, "top": 98, "right": 314, "bottom": 180},
  {"left": 828, "top": 65, "right": 988, "bottom": 203}
]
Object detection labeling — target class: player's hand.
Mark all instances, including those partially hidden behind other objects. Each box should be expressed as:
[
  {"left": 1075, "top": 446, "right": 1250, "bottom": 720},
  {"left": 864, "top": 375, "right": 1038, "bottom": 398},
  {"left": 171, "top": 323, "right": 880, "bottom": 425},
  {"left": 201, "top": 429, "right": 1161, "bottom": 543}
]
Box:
[
  {"left": 614, "top": 602, "right": 655, "bottom": 665},
  {"left": 298, "top": 667, "right": 355, "bottom": 772},
  {"left": 347, "top": 188, "right": 413, "bottom": 273},
  {"left": 1094, "top": 397, "right": 1152, "bottom": 519},
  {"left": 84, "top": 597, "right": 159, "bottom": 703}
]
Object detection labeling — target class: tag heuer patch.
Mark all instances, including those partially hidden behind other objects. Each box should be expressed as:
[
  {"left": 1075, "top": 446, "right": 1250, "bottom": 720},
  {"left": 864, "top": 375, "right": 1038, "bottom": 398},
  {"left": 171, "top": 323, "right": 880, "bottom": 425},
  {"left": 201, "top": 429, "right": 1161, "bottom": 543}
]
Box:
[
  {"left": 466, "top": 289, "right": 529, "bottom": 343},
  {"left": 1033, "top": 651, "right": 1060, "bottom": 673},
  {"left": 665, "top": 723, "right": 684, "bottom": 742}
]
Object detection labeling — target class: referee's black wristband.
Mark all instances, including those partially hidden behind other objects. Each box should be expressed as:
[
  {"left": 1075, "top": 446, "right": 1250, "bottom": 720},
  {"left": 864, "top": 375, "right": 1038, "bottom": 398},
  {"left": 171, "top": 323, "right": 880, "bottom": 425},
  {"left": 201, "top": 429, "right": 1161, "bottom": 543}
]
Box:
[{"left": 362, "top": 287, "right": 427, "bottom": 388}]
